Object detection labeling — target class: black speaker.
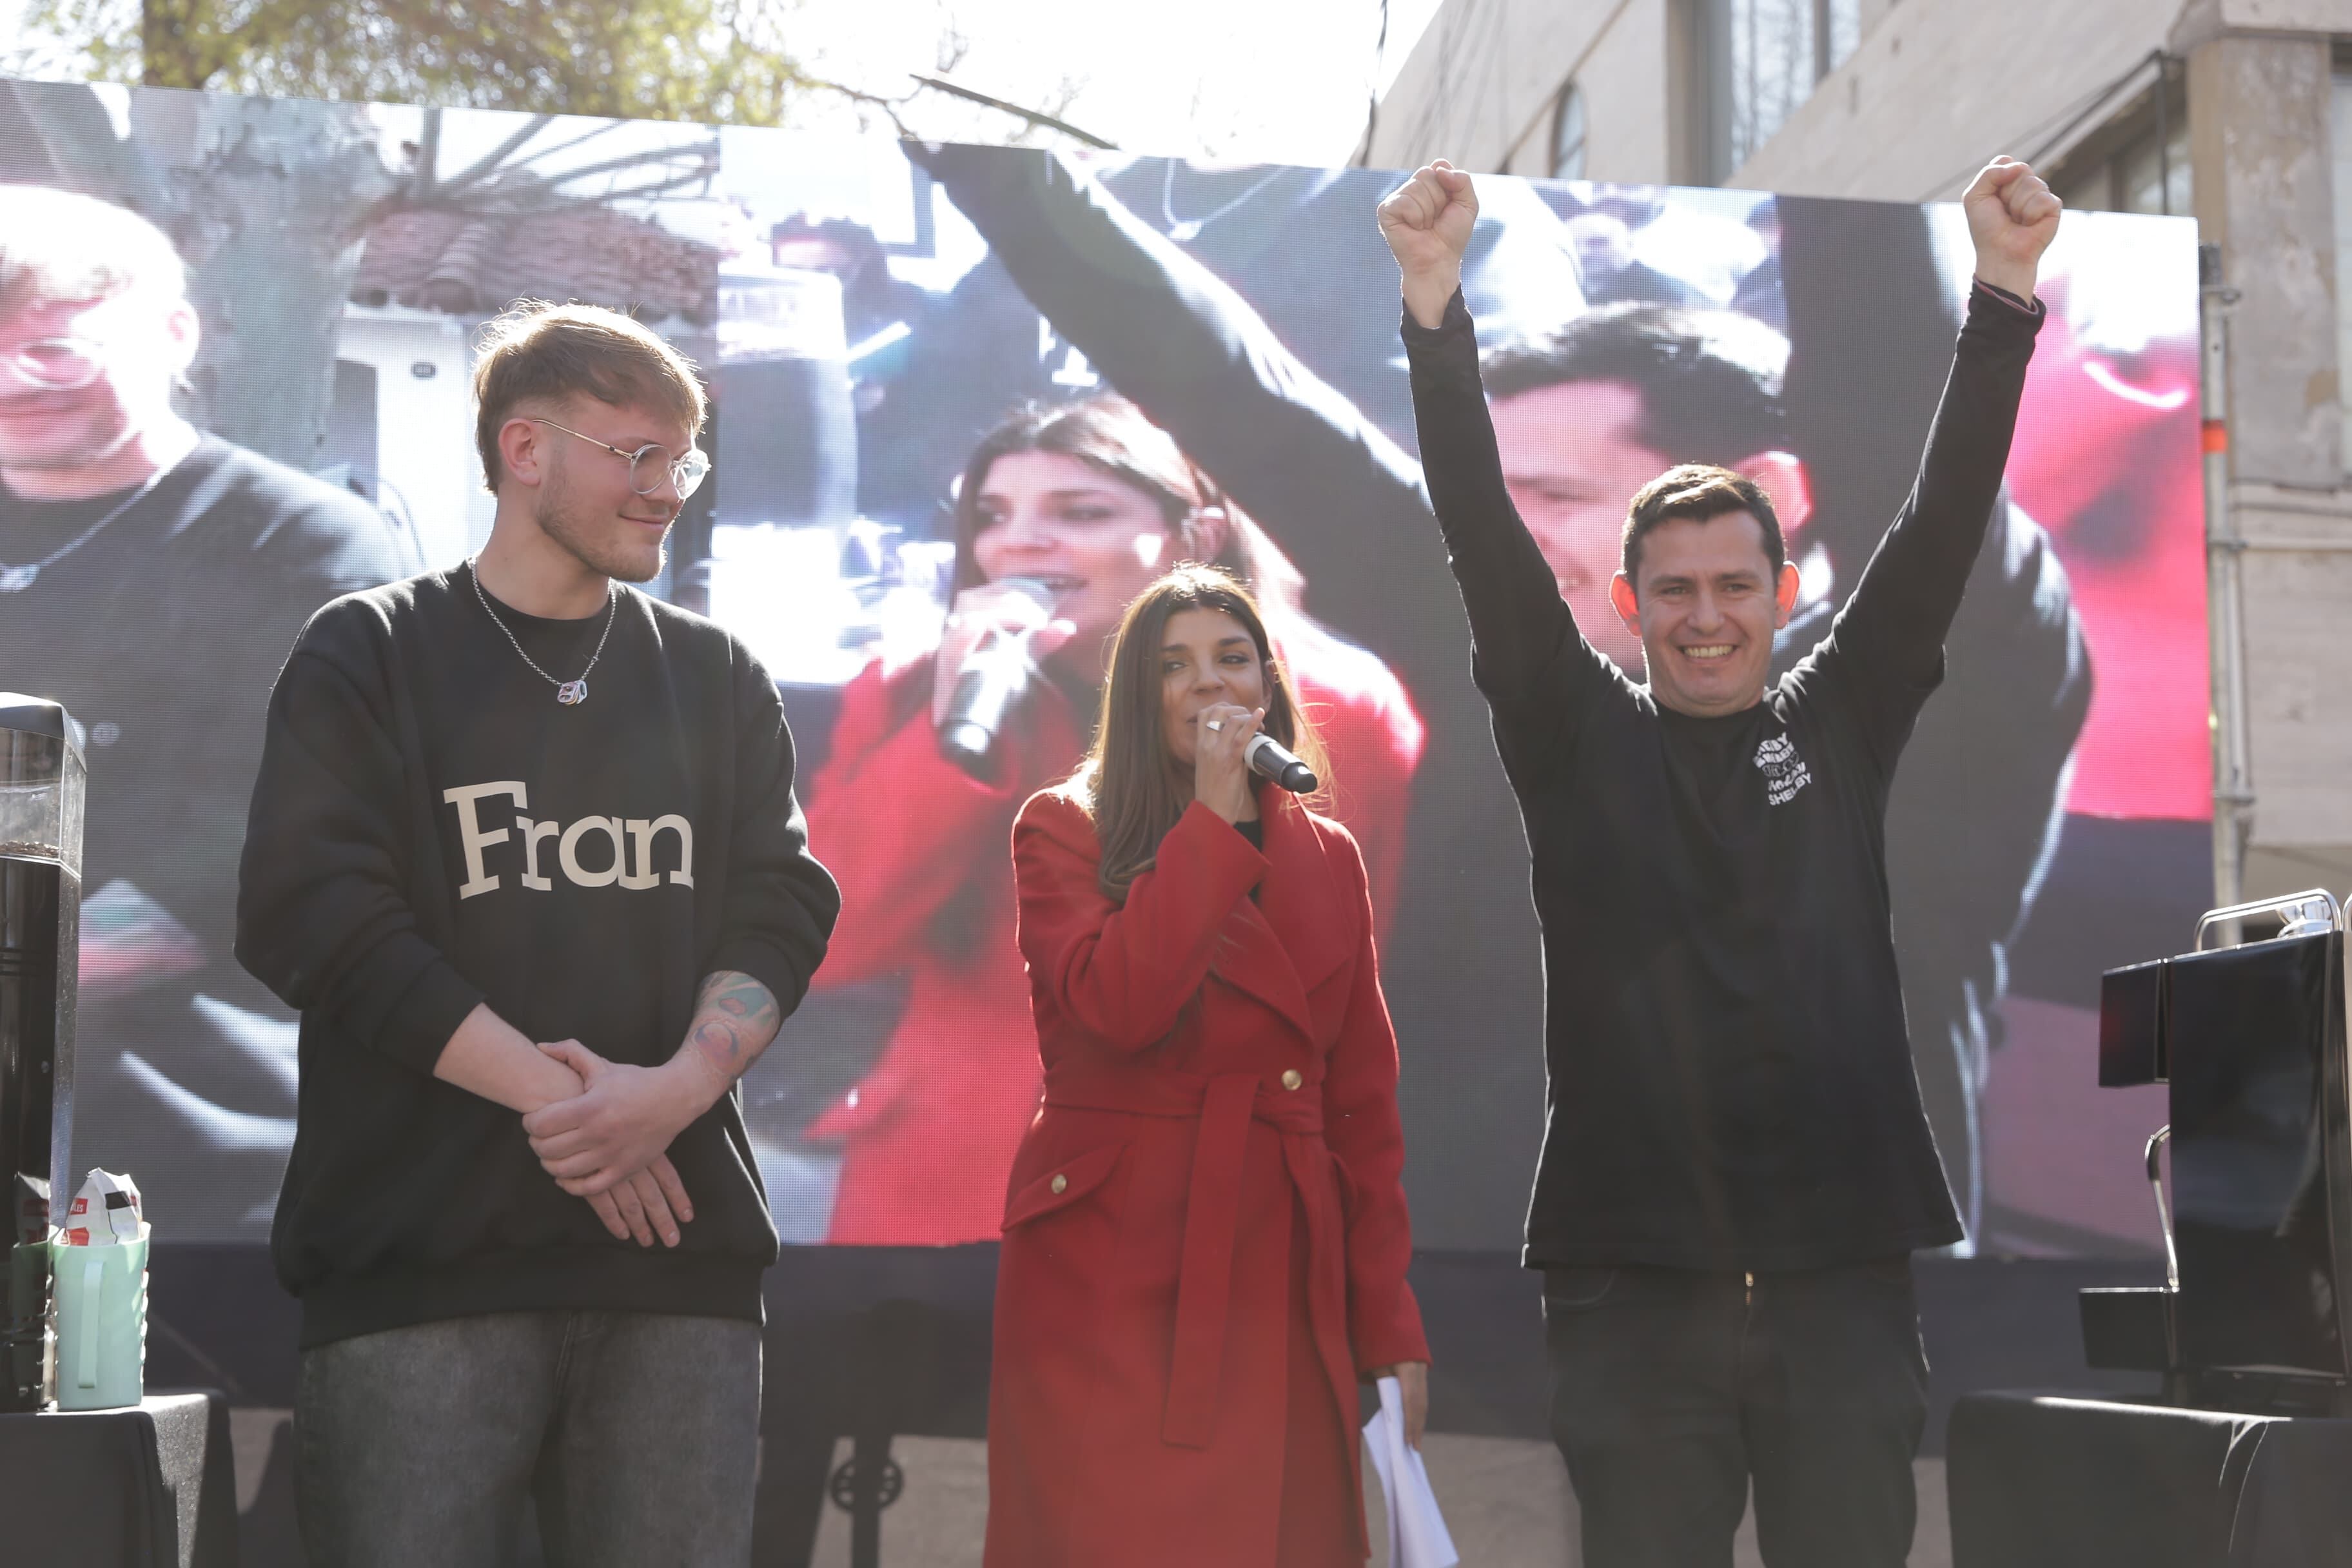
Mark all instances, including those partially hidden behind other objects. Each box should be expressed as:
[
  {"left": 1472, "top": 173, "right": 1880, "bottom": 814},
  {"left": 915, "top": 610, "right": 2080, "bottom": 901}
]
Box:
[
  {"left": 2089, "top": 896, "right": 2352, "bottom": 1407},
  {"left": 0, "top": 693, "right": 83, "bottom": 1413}
]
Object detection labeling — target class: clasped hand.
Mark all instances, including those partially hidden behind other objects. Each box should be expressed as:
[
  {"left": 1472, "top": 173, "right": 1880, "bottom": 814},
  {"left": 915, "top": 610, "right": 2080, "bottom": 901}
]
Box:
[{"left": 525, "top": 1040, "right": 717, "bottom": 1250}]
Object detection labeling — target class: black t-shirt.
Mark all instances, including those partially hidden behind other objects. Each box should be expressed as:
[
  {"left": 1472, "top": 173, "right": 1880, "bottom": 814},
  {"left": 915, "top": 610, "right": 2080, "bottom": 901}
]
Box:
[
  {"left": 0, "top": 438, "right": 406, "bottom": 958},
  {"left": 0, "top": 480, "right": 142, "bottom": 565},
  {"left": 236, "top": 565, "right": 841, "bottom": 1347},
  {"left": 0, "top": 436, "right": 409, "bottom": 1230},
  {"left": 1404, "top": 284, "right": 2044, "bottom": 1271}
]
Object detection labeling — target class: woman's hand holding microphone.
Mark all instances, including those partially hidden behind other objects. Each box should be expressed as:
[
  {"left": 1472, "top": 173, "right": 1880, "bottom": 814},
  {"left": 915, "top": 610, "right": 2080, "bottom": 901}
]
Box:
[
  {"left": 931, "top": 580, "right": 1078, "bottom": 729},
  {"left": 1194, "top": 703, "right": 1264, "bottom": 825}
]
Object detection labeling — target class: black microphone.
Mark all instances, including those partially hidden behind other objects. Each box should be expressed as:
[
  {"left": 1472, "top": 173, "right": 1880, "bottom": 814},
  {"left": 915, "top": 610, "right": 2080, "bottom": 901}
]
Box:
[
  {"left": 1206, "top": 718, "right": 1318, "bottom": 794},
  {"left": 937, "top": 577, "right": 1054, "bottom": 776}
]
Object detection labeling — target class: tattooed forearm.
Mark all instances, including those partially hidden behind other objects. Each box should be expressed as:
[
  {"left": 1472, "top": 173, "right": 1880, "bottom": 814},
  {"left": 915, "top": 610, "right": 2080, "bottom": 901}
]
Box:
[{"left": 681, "top": 969, "right": 782, "bottom": 1088}]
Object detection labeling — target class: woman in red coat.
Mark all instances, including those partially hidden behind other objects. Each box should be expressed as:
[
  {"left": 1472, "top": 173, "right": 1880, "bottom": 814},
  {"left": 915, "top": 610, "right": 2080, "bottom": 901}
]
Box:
[
  {"left": 988, "top": 564, "right": 1428, "bottom": 1567},
  {"left": 803, "top": 395, "right": 1423, "bottom": 1244}
]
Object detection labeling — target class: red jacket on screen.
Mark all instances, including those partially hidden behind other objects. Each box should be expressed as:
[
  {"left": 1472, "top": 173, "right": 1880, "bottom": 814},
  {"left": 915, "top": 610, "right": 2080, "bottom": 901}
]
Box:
[
  {"left": 2005, "top": 297, "right": 2206, "bottom": 821},
  {"left": 802, "top": 630, "right": 1421, "bottom": 1245},
  {"left": 985, "top": 788, "right": 1426, "bottom": 1567}
]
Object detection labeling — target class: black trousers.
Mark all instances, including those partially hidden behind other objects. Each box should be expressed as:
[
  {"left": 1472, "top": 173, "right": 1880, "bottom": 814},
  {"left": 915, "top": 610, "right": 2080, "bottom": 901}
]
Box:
[{"left": 1543, "top": 1259, "right": 1929, "bottom": 1568}]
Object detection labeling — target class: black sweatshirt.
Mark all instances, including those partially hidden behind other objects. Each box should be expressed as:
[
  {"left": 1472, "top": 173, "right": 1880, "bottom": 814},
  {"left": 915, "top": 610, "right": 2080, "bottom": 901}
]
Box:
[
  {"left": 1405, "top": 282, "right": 2043, "bottom": 1271},
  {"left": 237, "top": 565, "right": 839, "bottom": 1346}
]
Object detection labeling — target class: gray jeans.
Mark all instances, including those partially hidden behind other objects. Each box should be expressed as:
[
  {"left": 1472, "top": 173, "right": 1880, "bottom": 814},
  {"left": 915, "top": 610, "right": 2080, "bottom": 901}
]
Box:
[{"left": 295, "top": 1310, "right": 761, "bottom": 1568}]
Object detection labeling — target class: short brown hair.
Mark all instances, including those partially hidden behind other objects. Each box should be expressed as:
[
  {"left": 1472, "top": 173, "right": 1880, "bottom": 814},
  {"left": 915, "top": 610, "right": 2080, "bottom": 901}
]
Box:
[
  {"left": 0, "top": 185, "right": 187, "bottom": 319},
  {"left": 471, "top": 300, "right": 707, "bottom": 491},
  {"left": 1621, "top": 464, "right": 1784, "bottom": 587}
]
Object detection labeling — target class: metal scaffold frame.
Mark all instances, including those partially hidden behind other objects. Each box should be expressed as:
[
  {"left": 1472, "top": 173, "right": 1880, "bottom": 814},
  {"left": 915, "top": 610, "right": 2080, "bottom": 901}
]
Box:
[{"left": 2200, "top": 239, "right": 2253, "bottom": 908}]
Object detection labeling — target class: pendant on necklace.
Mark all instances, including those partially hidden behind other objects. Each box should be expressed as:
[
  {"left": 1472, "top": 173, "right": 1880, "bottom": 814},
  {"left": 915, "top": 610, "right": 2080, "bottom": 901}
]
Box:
[
  {"left": 1167, "top": 219, "right": 1202, "bottom": 242},
  {"left": 0, "top": 564, "right": 38, "bottom": 592},
  {"left": 556, "top": 679, "right": 589, "bottom": 706}
]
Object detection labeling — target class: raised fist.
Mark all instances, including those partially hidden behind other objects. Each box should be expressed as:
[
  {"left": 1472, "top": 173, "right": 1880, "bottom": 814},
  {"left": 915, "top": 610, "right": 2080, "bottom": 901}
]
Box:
[
  {"left": 1962, "top": 157, "right": 2061, "bottom": 301},
  {"left": 1378, "top": 161, "right": 1480, "bottom": 328}
]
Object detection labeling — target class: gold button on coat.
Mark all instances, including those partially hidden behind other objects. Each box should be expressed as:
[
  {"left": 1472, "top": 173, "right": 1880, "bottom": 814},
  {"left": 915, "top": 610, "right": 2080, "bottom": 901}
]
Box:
[
  {"left": 1280, "top": 1070, "right": 1303, "bottom": 1091},
  {"left": 1050, "top": 1174, "right": 1068, "bottom": 1194}
]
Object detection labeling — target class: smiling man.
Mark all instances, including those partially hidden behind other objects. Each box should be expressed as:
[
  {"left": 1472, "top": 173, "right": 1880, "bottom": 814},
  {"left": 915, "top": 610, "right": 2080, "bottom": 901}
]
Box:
[
  {"left": 1379, "top": 157, "right": 2058, "bottom": 1566},
  {"left": 235, "top": 300, "right": 839, "bottom": 1567},
  {"left": 0, "top": 184, "right": 406, "bottom": 1222}
]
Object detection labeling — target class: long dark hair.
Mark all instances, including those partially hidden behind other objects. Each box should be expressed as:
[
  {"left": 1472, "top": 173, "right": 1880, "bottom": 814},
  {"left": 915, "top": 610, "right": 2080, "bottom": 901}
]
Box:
[
  {"left": 1064, "top": 564, "right": 1327, "bottom": 901},
  {"left": 948, "top": 393, "right": 1306, "bottom": 614}
]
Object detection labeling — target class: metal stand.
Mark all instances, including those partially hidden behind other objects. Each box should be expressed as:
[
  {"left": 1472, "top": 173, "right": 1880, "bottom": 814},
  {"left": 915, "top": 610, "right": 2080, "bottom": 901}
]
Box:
[
  {"left": 753, "top": 1295, "right": 976, "bottom": 1567},
  {"left": 833, "top": 1432, "right": 903, "bottom": 1568}
]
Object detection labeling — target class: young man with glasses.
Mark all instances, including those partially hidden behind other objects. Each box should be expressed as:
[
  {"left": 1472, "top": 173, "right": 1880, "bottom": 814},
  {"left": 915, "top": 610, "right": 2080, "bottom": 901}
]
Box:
[
  {"left": 0, "top": 184, "right": 407, "bottom": 1215},
  {"left": 235, "top": 299, "right": 840, "bottom": 1566}
]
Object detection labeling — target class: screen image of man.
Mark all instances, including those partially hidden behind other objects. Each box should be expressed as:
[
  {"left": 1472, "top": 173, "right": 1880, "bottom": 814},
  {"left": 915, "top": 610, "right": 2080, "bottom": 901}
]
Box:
[
  {"left": 235, "top": 300, "right": 839, "bottom": 1564},
  {"left": 0, "top": 183, "right": 409, "bottom": 1226},
  {"left": 1380, "top": 156, "right": 2060, "bottom": 1563}
]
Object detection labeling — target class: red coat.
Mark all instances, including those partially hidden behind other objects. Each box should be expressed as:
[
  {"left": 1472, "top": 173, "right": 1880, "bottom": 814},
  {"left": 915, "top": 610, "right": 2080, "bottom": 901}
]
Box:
[
  {"left": 803, "top": 636, "right": 1421, "bottom": 1245},
  {"left": 985, "top": 789, "right": 1427, "bottom": 1567}
]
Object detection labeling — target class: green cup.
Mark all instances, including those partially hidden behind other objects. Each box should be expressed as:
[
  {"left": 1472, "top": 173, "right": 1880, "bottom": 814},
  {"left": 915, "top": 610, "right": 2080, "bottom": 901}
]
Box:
[{"left": 52, "top": 1234, "right": 146, "bottom": 1411}]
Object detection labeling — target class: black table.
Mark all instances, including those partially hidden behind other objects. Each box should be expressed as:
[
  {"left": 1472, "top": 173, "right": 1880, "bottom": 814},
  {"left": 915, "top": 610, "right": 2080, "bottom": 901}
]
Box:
[
  {"left": 0, "top": 1390, "right": 239, "bottom": 1567},
  {"left": 1948, "top": 1390, "right": 2352, "bottom": 1567}
]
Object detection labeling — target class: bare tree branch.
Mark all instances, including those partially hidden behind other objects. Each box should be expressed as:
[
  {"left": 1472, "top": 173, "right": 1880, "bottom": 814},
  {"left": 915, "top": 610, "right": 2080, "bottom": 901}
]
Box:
[
  {"left": 431, "top": 111, "right": 556, "bottom": 197},
  {"left": 906, "top": 73, "right": 1117, "bottom": 150}
]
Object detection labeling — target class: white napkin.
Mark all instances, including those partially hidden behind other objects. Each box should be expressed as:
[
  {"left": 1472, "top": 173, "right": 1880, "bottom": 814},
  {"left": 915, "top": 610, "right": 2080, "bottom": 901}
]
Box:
[{"left": 1362, "top": 1375, "right": 1458, "bottom": 1568}]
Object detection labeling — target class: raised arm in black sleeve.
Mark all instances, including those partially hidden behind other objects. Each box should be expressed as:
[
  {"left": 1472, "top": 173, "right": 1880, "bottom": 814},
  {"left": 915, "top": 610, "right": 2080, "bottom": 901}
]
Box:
[
  {"left": 1808, "top": 282, "right": 2046, "bottom": 760},
  {"left": 1401, "top": 289, "right": 1613, "bottom": 738},
  {"left": 909, "top": 144, "right": 1439, "bottom": 629}
]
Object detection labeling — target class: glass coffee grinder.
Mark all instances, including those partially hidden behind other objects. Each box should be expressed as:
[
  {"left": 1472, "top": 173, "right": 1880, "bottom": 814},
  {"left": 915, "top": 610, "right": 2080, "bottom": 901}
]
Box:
[{"left": 0, "top": 694, "right": 84, "bottom": 1412}]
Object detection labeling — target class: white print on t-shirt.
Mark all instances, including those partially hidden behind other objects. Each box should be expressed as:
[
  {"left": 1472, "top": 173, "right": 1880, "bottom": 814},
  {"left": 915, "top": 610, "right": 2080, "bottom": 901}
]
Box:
[
  {"left": 442, "top": 781, "right": 694, "bottom": 899},
  {"left": 1754, "top": 734, "right": 1813, "bottom": 807}
]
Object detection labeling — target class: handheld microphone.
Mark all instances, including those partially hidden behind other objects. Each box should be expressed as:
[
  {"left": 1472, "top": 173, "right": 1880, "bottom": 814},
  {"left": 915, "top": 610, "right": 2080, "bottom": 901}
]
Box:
[
  {"left": 937, "top": 576, "right": 1055, "bottom": 776},
  {"left": 1204, "top": 718, "right": 1319, "bottom": 794}
]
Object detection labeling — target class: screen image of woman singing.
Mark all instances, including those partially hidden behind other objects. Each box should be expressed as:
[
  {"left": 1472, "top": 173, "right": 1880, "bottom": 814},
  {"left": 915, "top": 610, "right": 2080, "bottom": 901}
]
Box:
[
  {"left": 799, "top": 395, "right": 1422, "bottom": 1246},
  {"left": 984, "top": 564, "right": 1427, "bottom": 1567}
]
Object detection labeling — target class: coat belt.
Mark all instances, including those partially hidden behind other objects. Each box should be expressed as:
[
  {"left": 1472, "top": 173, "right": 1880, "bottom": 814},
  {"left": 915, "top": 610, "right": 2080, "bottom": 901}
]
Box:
[{"left": 1041, "top": 1064, "right": 1335, "bottom": 1449}]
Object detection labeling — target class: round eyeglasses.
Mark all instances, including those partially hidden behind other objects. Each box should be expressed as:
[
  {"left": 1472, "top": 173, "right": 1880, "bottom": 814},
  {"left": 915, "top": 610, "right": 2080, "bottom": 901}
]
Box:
[
  {"left": 1, "top": 338, "right": 106, "bottom": 393},
  {"left": 526, "top": 416, "right": 712, "bottom": 501}
]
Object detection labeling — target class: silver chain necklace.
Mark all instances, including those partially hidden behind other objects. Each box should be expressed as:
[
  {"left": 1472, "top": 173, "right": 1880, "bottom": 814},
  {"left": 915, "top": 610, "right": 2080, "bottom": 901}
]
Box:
[
  {"left": 1158, "top": 161, "right": 1289, "bottom": 242},
  {"left": 0, "top": 472, "right": 168, "bottom": 592},
  {"left": 469, "top": 561, "right": 616, "bottom": 707}
]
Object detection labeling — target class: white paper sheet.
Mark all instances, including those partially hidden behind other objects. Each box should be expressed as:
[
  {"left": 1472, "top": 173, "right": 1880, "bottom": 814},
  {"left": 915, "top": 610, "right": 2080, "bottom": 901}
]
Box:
[{"left": 1362, "top": 1375, "right": 1459, "bottom": 1568}]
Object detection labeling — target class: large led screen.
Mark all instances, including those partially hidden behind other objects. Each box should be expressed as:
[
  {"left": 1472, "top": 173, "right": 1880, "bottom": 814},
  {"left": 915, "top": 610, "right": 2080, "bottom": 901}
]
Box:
[{"left": 0, "top": 77, "right": 2204, "bottom": 1256}]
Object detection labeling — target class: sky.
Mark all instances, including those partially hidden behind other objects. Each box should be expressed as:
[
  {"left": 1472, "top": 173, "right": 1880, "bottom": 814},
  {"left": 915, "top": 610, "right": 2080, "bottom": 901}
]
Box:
[
  {"left": 776, "top": 0, "right": 1445, "bottom": 165},
  {"left": 1, "top": 0, "right": 1448, "bottom": 168}
]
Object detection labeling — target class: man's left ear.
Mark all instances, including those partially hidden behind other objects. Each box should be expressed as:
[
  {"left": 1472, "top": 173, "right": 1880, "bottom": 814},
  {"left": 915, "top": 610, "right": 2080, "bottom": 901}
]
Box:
[
  {"left": 1774, "top": 560, "right": 1801, "bottom": 626},
  {"left": 1607, "top": 571, "right": 1641, "bottom": 632},
  {"left": 164, "top": 300, "right": 201, "bottom": 376},
  {"left": 1742, "top": 449, "right": 1813, "bottom": 544}
]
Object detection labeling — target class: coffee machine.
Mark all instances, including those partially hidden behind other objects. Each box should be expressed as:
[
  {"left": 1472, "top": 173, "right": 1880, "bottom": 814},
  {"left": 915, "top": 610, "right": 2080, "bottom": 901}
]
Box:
[
  {"left": 2086, "top": 888, "right": 2352, "bottom": 1413},
  {"left": 0, "top": 694, "right": 84, "bottom": 1412}
]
